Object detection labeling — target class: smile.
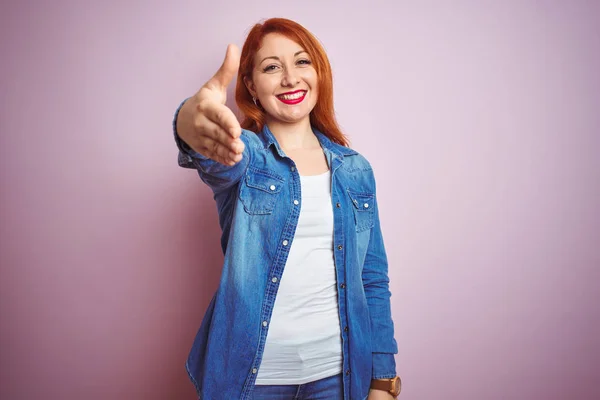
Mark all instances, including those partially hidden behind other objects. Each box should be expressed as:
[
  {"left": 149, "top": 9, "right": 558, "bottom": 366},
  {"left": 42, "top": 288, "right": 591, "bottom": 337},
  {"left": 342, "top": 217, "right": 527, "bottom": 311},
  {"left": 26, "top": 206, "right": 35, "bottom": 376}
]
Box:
[{"left": 276, "top": 90, "right": 307, "bottom": 105}]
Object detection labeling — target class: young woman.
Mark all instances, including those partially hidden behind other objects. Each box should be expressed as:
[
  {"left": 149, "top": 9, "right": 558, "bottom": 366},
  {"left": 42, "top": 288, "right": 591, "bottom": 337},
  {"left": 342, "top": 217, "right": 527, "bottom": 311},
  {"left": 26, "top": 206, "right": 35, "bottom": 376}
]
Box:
[{"left": 173, "top": 18, "right": 401, "bottom": 400}]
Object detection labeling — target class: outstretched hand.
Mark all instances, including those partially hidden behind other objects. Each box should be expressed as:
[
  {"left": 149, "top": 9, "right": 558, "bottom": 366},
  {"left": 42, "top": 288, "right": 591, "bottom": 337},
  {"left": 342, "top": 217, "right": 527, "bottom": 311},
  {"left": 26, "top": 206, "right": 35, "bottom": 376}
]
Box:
[{"left": 177, "top": 44, "right": 245, "bottom": 166}]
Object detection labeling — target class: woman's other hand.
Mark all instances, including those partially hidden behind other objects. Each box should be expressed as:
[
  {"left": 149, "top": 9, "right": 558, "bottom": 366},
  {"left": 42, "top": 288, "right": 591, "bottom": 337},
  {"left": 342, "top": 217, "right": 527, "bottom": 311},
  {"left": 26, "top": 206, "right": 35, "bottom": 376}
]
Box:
[{"left": 367, "top": 389, "right": 396, "bottom": 400}]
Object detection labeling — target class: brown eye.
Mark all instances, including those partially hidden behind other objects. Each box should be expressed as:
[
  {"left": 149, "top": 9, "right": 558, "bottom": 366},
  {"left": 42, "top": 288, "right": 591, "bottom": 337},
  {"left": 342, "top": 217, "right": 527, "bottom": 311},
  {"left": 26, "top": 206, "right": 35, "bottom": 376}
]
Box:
[{"left": 263, "top": 65, "right": 278, "bottom": 72}]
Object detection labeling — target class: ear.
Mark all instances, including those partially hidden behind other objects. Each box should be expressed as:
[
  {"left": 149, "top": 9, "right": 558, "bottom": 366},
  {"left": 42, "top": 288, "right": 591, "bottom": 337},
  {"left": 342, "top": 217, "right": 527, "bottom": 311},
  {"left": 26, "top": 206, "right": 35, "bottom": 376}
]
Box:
[{"left": 243, "top": 75, "right": 256, "bottom": 97}]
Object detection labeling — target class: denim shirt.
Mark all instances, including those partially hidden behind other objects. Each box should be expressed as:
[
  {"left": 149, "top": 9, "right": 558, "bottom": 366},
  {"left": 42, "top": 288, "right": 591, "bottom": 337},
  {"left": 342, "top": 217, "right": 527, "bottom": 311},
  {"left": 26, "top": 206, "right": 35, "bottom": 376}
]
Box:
[{"left": 173, "top": 102, "right": 398, "bottom": 400}]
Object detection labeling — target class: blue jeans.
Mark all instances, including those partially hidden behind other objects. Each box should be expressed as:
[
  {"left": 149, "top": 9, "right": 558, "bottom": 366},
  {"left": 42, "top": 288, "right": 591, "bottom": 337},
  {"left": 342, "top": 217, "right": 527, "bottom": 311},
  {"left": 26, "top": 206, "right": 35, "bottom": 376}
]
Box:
[{"left": 252, "top": 374, "right": 344, "bottom": 399}]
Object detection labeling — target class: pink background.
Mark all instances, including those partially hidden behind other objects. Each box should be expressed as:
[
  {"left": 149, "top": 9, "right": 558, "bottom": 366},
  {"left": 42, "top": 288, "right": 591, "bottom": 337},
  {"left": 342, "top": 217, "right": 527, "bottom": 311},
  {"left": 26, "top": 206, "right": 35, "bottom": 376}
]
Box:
[{"left": 1, "top": 1, "right": 599, "bottom": 399}]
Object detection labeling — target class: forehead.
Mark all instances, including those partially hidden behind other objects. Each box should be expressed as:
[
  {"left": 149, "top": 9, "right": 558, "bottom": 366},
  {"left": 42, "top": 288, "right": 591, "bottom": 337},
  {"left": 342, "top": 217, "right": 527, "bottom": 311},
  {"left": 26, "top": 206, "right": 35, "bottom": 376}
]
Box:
[{"left": 256, "top": 33, "right": 305, "bottom": 58}]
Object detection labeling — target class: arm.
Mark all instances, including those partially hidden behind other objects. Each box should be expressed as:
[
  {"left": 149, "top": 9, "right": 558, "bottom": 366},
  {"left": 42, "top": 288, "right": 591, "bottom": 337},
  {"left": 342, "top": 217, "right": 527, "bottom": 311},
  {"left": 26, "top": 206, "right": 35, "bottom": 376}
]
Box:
[
  {"left": 172, "top": 44, "right": 251, "bottom": 193},
  {"left": 173, "top": 99, "right": 252, "bottom": 193},
  {"left": 362, "top": 180, "right": 398, "bottom": 379}
]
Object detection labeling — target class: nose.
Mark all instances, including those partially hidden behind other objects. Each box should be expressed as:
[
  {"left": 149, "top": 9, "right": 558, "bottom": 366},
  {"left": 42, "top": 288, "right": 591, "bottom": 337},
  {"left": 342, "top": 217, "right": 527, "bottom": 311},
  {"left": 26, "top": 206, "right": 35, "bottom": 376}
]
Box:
[{"left": 281, "top": 68, "right": 300, "bottom": 87}]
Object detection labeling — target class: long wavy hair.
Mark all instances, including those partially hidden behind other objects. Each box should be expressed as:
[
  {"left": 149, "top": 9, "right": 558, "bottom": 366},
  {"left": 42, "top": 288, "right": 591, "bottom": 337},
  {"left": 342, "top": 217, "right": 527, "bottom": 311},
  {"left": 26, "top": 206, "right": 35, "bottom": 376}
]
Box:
[{"left": 235, "top": 18, "right": 349, "bottom": 147}]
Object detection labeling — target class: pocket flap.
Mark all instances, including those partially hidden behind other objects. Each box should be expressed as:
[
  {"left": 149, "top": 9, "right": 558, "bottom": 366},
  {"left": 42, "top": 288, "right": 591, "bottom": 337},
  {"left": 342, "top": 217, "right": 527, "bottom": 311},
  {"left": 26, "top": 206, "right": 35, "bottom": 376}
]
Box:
[
  {"left": 347, "top": 189, "right": 374, "bottom": 211},
  {"left": 245, "top": 168, "right": 284, "bottom": 193}
]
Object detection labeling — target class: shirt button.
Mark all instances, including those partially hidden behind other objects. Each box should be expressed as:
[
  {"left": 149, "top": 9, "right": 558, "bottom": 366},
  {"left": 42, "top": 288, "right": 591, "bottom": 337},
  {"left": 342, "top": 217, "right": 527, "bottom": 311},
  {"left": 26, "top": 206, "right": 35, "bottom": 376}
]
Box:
[
  {"left": 272, "top": 277, "right": 278, "bottom": 283},
  {"left": 262, "top": 321, "right": 268, "bottom": 327},
  {"left": 344, "top": 326, "right": 349, "bottom": 332},
  {"left": 336, "top": 202, "right": 341, "bottom": 208},
  {"left": 270, "top": 185, "right": 276, "bottom": 191},
  {"left": 252, "top": 368, "right": 258, "bottom": 374},
  {"left": 337, "top": 245, "right": 343, "bottom": 250},
  {"left": 364, "top": 203, "right": 369, "bottom": 208},
  {"left": 345, "top": 369, "right": 351, "bottom": 376},
  {"left": 340, "top": 283, "right": 346, "bottom": 289},
  {"left": 294, "top": 200, "right": 299, "bottom": 205},
  {"left": 283, "top": 240, "right": 289, "bottom": 246}
]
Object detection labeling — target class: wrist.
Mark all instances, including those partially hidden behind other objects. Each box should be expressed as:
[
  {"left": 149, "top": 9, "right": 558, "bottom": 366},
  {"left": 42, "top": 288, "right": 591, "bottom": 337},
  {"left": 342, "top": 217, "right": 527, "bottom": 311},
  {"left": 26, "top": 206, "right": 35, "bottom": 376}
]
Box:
[
  {"left": 370, "top": 376, "right": 401, "bottom": 398},
  {"left": 175, "top": 97, "right": 194, "bottom": 143},
  {"left": 369, "top": 388, "right": 396, "bottom": 399}
]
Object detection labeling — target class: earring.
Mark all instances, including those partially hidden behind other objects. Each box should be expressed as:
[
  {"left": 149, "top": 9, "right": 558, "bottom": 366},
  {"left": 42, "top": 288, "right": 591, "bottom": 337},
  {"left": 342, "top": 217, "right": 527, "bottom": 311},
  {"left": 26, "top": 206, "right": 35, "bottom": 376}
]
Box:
[{"left": 252, "top": 96, "right": 258, "bottom": 106}]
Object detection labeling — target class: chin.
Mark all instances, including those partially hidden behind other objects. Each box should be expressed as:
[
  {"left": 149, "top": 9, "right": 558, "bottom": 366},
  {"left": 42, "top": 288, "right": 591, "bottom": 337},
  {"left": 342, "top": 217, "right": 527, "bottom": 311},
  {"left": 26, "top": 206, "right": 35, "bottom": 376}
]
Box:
[
  {"left": 265, "top": 107, "right": 312, "bottom": 125},
  {"left": 281, "top": 112, "right": 312, "bottom": 124}
]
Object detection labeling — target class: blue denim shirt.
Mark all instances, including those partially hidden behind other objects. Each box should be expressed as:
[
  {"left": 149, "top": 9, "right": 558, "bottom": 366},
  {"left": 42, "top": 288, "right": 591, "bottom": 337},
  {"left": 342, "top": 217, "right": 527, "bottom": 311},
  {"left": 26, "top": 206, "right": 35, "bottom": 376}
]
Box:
[{"left": 173, "top": 102, "right": 398, "bottom": 400}]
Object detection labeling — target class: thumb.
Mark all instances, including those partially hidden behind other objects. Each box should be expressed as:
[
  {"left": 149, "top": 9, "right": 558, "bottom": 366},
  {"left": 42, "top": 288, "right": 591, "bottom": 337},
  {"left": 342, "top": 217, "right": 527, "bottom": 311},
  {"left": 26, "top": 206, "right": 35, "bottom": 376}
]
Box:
[{"left": 209, "top": 43, "right": 240, "bottom": 90}]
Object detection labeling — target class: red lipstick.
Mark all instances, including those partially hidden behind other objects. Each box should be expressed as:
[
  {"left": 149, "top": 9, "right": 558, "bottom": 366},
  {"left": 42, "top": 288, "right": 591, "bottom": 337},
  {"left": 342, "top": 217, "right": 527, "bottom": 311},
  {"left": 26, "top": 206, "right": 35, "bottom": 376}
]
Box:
[{"left": 276, "top": 90, "right": 307, "bottom": 105}]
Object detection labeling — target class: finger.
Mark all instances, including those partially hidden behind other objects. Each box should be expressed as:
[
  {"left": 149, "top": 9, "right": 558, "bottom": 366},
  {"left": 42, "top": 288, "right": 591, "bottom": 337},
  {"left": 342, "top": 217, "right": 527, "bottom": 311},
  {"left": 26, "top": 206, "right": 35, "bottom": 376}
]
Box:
[
  {"left": 207, "top": 44, "right": 240, "bottom": 91},
  {"left": 198, "top": 138, "right": 231, "bottom": 166},
  {"left": 202, "top": 102, "right": 242, "bottom": 139},
  {"left": 195, "top": 117, "right": 239, "bottom": 153},
  {"left": 231, "top": 138, "right": 245, "bottom": 155},
  {"left": 199, "top": 136, "right": 243, "bottom": 165}
]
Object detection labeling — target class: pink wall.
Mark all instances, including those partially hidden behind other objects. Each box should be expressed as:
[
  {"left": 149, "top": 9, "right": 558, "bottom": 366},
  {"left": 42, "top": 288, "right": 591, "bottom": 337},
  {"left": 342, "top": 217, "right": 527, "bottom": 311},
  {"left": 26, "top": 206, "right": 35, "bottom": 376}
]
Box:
[{"left": 1, "top": 1, "right": 599, "bottom": 399}]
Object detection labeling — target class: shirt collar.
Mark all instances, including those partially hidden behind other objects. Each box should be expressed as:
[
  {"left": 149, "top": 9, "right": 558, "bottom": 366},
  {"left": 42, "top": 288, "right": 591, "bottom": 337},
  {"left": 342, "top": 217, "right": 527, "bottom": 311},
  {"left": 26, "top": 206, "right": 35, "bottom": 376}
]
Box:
[{"left": 258, "top": 124, "right": 357, "bottom": 160}]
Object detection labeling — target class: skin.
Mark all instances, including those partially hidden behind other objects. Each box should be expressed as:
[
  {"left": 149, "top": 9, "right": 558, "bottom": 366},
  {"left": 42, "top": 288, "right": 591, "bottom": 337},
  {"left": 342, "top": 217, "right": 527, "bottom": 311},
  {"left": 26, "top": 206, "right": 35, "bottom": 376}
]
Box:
[
  {"left": 176, "top": 44, "right": 245, "bottom": 167},
  {"left": 177, "top": 35, "right": 395, "bottom": 400},
  {"left": 243, "top": 33, "right": 328, "bottom": 175}
]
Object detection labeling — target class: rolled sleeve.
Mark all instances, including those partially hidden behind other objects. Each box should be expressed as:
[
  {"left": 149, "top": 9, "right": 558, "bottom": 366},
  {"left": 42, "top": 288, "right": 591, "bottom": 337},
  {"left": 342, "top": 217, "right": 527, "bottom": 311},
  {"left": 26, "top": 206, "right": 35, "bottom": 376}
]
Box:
[
  {"left": 372, "top": 353, "right": 397, "bottom": 379},
  {"left": 362, "top": 173, "right": 399, "bottom": 379}
]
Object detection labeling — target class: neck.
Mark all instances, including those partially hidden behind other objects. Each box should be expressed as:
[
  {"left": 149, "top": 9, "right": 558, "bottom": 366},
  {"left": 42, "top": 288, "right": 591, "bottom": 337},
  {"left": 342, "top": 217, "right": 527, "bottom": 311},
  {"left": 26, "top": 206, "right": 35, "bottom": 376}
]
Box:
[{"left": 265, "top": 116, "right": 319, "bottom": 151}]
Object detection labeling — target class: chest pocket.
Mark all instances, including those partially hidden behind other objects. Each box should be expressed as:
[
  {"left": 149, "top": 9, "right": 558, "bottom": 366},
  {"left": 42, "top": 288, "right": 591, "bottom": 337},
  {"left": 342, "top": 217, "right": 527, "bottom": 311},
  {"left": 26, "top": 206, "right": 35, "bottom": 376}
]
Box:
[
  {"left": 347, "top": 189, "right": 375, "bottom": 232},
  {"left": 239, "top": 167, "right": 285, "bottom": 215}
]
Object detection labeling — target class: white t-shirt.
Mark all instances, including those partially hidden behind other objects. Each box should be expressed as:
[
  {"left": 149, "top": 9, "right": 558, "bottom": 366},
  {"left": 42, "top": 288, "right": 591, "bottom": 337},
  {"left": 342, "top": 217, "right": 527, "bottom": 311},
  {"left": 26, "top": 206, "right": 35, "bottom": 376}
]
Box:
[{"left": 255, "top": 169, "right": 343, "bottom": 385}]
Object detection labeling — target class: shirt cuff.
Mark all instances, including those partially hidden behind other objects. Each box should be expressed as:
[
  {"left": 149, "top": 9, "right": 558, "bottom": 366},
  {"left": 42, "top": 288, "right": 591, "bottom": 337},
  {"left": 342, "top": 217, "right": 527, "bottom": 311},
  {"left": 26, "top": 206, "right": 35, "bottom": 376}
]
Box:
[{"left": 372, "top": 353, "right": 397, "bottom": 379}]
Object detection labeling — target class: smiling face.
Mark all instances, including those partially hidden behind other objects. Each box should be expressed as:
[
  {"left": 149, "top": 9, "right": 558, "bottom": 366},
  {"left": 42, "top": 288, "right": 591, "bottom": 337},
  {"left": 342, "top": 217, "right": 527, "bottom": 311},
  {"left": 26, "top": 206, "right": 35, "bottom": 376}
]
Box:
[{"left": 244, "top": 33, "right": 318, "bottom": 126}]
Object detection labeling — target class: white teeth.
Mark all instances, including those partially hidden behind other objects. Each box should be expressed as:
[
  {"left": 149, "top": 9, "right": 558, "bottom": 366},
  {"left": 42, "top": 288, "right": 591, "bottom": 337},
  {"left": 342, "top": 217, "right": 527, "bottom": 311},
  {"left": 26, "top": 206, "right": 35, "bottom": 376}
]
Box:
[{"left": 279, "top": 91, "right": 305, "bottom": 100}]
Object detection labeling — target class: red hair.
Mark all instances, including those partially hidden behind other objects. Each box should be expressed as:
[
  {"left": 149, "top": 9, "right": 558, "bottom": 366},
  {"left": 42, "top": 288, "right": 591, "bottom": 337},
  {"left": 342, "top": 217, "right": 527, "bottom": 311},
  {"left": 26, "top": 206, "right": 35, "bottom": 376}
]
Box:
[{"left": 235, "top": 18, "right": 350, "bottom": 147}]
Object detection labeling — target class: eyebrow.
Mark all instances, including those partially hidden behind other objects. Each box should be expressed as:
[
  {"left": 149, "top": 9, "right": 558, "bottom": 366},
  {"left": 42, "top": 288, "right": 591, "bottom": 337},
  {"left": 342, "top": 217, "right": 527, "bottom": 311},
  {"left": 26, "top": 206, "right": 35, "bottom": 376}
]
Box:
[{"left": 260, "top": 50, "right": 307, "bottom": 65}]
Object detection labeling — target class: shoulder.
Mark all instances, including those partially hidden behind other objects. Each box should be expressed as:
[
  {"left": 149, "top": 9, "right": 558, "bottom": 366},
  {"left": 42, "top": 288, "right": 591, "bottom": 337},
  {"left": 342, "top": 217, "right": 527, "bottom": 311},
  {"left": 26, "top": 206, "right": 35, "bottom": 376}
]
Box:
[
  {"left": 240, "top": 129, "right": 262, "bottom": 147},
  {"left": 314, "top": 129, "right": 372, "bottom": 172},
  {"left": 239, "top": 129, "right": 267, "bottom": 160},
  {"left": 337, "top": 144, "right": 373, "bottom": 173},
  {"left": 335, "top": 146, "right": 380, "bottom": 193}
]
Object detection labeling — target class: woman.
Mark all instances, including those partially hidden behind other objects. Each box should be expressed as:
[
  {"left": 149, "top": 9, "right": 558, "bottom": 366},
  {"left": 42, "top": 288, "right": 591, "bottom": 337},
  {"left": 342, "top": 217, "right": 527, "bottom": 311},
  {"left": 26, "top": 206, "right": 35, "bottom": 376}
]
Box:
[{"left": 173, "top": 18, "right": 400, "bottom": 400}]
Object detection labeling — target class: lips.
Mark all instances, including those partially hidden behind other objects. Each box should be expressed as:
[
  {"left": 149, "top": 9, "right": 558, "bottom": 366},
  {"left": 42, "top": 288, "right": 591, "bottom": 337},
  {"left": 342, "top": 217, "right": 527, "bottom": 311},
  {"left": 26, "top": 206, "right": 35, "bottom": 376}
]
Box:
[{"left": 276, "top": 90, "right": 307, "bottom": 105}]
